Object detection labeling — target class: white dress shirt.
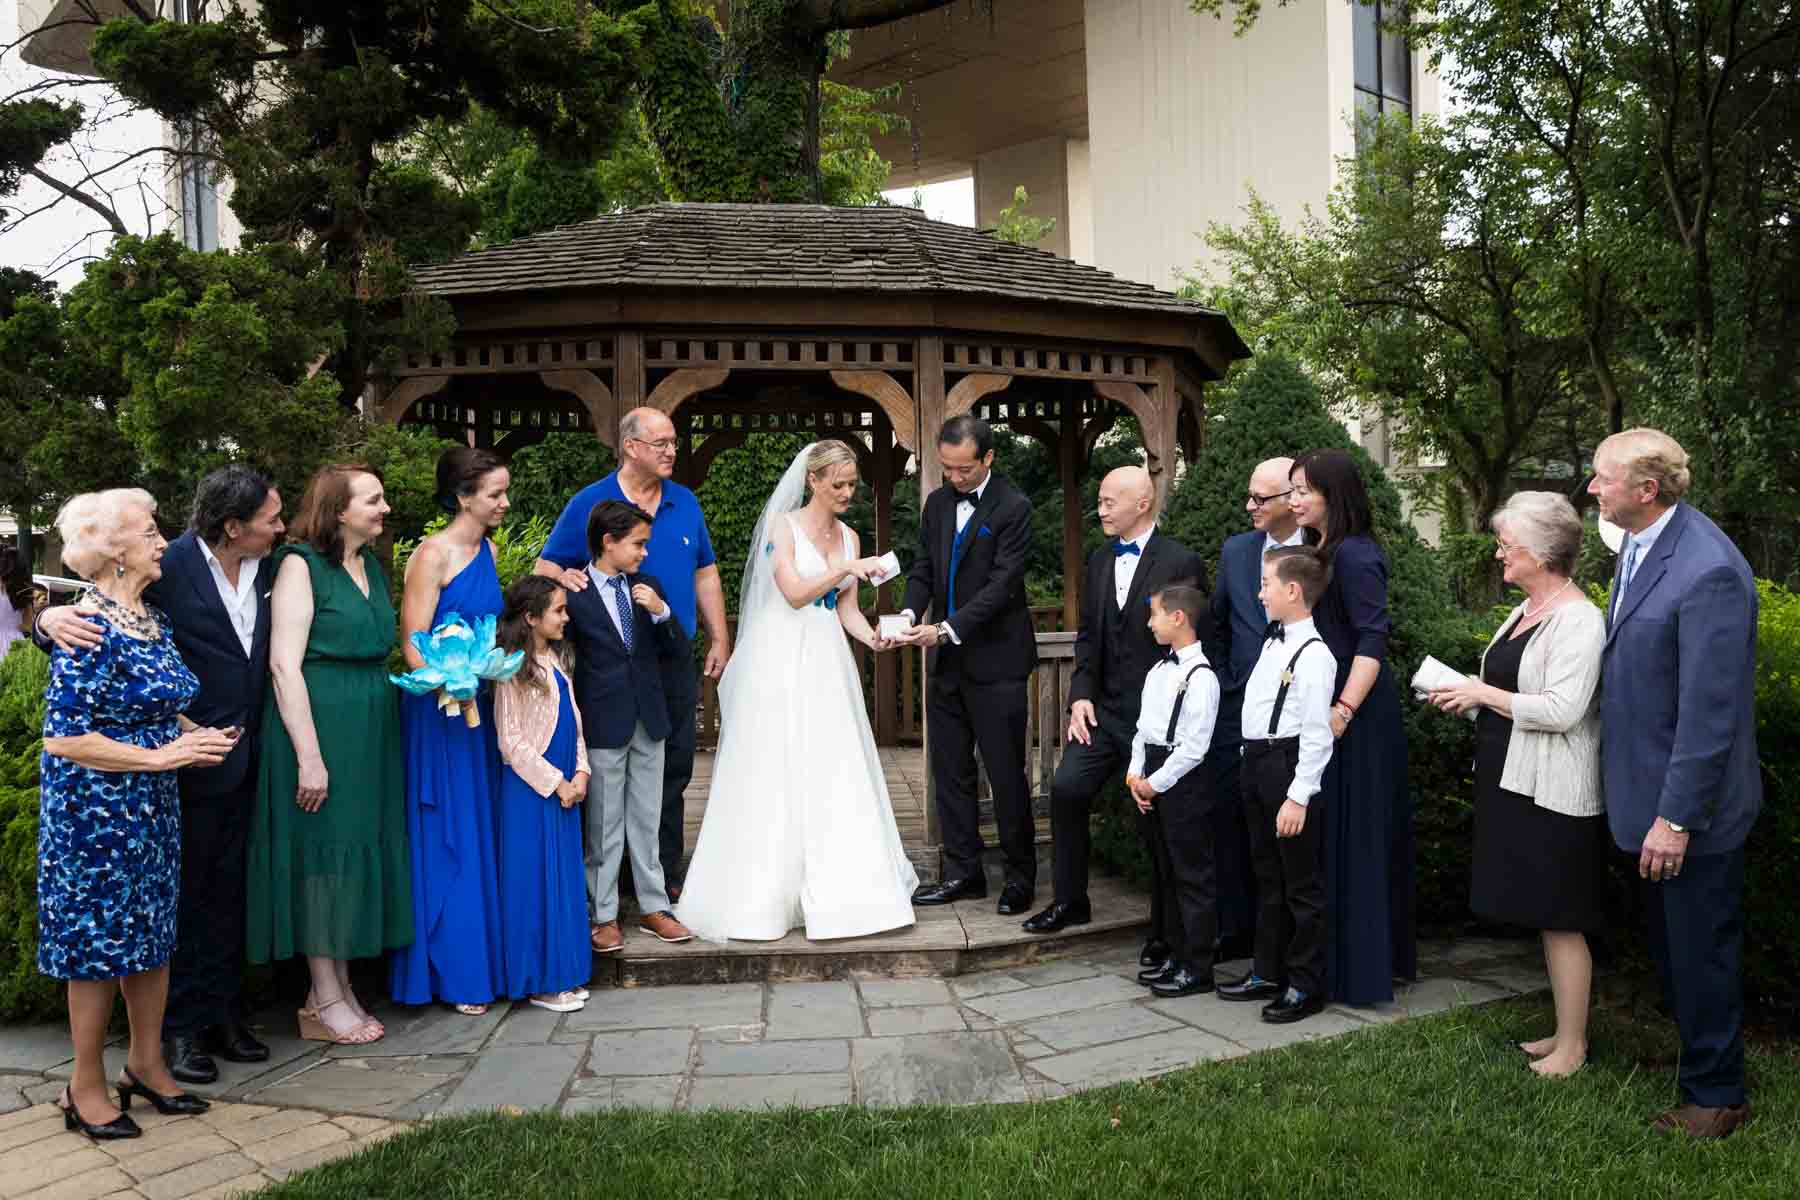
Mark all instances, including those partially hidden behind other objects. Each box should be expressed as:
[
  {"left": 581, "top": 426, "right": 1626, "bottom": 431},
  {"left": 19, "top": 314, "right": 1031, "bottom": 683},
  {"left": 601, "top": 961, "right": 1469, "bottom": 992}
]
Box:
[
  {"left": 1262, "top": 527, "right": 1307, "bottom": 558},
  {"left": 1241, "top": 616, "right": 1336, "bottom": 805},
  {"left": 1613, "top": 502, "right": 1678, "bottom": 619},
  {"left": 1113, "top": 525, "right": 1154, "bottom": 608},
  {"left": 901, "top": 473, "right": 993, "bottom": 641},
  {"left": 200, "top": 540, "right": 262, "bottom": 657},
  {"left": 1128, "top": 641, "right": 1220, "bottom": 794},
  {"left": 587, "top": 563, "right": 671, "bottom": 642}
]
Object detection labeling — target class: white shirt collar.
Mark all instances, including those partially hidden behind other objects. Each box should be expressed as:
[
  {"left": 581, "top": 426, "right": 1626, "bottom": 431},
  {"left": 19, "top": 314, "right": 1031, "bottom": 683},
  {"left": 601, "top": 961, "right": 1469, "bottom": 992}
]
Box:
[
  {"left": 1274, "top": 616, "right": 1319, "bottom": 642},
  {"left": 1263, "top": 526, "right": 1306, "bottom": 555},
  {"left": 1118, "top": 524, "right": 1156, "bottom": 551},
  {"left": 199, "top": 539, "right": 260, "bottom": 592},
  {"left": 587, "top": 562, "right": 624, "bottom": 585},
  {"left": 1165, "top": 640, "right": 1208, "bottom": 666},
  {"left": 956, "top": 475, "right": 991, "bottom": 502},
  {"left": 1625, "top": 503, "right": 1679, "bottom": 560}
]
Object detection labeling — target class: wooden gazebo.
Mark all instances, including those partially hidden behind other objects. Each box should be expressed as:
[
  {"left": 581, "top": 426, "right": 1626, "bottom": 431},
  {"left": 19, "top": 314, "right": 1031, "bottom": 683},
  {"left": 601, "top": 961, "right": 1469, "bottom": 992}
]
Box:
[{"left": 387, "top": 203, "right": 1247, "bottom": 859}]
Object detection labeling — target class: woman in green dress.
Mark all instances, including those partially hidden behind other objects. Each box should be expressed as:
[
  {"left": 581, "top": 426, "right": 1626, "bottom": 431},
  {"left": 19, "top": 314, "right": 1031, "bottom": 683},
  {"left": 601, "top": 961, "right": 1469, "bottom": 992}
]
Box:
[{"left": 246, "top": 465, "right": 412, "bottom": 1045}]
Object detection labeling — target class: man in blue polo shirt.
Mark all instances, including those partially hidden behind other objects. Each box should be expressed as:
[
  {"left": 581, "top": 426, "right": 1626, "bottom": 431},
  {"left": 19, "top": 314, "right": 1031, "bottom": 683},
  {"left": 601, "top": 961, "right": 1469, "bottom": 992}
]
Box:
[{"left": 535, "top": 406, "right": 732, "bottom": 899}]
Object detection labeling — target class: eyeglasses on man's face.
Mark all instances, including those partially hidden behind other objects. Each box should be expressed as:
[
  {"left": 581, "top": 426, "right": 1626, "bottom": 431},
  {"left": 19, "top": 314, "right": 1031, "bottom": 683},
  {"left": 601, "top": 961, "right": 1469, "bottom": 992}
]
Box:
[
  {"left": 1246, "top": 488, "right": 1292, "bottom": 509},
  {"left": 630, "top": 436, "right": 679, "bottom": 455}
]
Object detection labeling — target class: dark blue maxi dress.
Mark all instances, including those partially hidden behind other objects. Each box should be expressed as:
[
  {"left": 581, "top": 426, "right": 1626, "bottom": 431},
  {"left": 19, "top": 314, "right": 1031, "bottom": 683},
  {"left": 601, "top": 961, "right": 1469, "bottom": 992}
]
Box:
[
  {"left": 498, "top": 669, "right": 590, "bottom": 998},
  {"left": 1310, "top": 535, "right": 1416, "bottom": 1005},
  {"left": 390, "top": 542, "right": 506, "bottom": 1006}
]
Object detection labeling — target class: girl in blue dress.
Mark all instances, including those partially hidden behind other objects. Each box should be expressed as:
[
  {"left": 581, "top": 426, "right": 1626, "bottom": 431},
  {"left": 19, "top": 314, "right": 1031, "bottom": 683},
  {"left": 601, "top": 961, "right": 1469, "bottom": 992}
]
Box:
[
  {"left": 493, "top": 577, "right": 592, "bottom": 1012},
  {"left": 390, "top": 449, "right": 510, "bottom": 1013},
  {"left": 1288, "top": 450, "right": 1416, "bottom": 1006}
]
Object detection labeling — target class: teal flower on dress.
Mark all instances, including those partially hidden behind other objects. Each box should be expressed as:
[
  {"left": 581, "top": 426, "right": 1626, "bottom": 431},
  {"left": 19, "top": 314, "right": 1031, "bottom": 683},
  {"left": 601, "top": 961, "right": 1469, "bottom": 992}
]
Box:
[{"left": 389, "top": 612, "right": 524, "bottom": 726}]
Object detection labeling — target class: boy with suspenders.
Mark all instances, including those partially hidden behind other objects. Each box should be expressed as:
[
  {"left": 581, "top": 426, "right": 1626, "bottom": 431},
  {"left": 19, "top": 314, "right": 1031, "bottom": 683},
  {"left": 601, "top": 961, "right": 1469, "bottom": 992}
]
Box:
[
  {"left": 1218, "top": 547, "right": 1338, "bottom": 1024},
  {"left": 1125, "top": 584, "right": 1222, "bottom": 998}
]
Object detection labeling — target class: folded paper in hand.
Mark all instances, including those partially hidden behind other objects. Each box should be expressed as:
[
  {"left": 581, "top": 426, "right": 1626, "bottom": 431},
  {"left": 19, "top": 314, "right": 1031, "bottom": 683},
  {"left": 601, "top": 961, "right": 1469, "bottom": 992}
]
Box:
[
  {"left": 878, "top": 614, "right": 912, "bottom": 640},
  {"left": 867, "top": 551, "right": 902, "bottom": 588},
  {"left": 1410, "top": 655, "right": 1478, "bottom": 722}
]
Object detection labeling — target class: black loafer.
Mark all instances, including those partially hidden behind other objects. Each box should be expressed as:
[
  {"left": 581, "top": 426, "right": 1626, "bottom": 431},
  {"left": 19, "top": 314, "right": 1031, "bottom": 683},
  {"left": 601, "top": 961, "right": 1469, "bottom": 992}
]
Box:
[
  {"left": 912, "top": 877, "right": 987, "bottom": 905},
  {"left": 996, "top": 884, "right": 1034, "bottom": 916},
  {"left": 203, "top": 1023, "right": 270, "bottom": 1064},
  {"left": 1021, "top": 900, "right": 1092, "bottom": 934},
  {"left": 1217, "top": 974, "right": 1284, "bottom": 1003},
  {"left": 1136, "top": 960, "right": 1175, "bottom": 986},
  {"left": 1262, "top": 988, "right": 1325, "bottom": 1024},
  {"left": 1150, "top": 966, "right": 1215, "bottom": 998},
  {"left": 1139, "top": 938, "right": 1171, "bottom": 967},
  {"left": 165, "top": 1035, "right": 219, "bottom": 1085}
]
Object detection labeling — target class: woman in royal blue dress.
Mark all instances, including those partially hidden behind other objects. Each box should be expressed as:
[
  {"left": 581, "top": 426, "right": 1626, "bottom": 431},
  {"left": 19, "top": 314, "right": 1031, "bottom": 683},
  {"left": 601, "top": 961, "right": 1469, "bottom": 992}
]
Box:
[
  {"left": 493, "top": 577, "right": 592, "bottom": 1012},
  {"left": 390, "top": 448, "right": 510, "bottom": 1013},
  {"left": 39, "top": 489, "right": 235, "bottom": 1139},
  {"left": 1288, "top": 450, "right": 1416, "bottom": 1005}
]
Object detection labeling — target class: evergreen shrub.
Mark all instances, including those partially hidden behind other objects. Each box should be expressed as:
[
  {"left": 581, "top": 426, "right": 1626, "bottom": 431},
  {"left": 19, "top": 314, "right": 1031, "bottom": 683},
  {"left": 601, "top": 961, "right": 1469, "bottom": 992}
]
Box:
[{"left": 0, "top": 644, "right": 58, "bottom": 1021}]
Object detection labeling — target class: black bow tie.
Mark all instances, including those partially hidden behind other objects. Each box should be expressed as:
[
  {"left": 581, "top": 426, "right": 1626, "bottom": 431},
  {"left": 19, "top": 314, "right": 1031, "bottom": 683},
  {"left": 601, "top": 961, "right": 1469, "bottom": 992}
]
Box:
[
  {"left": 1265, "top": 620, "right": 1285, "bottom": 642},
  {"left": 953, "top": 489, "right": 979, "bottom": 505},
  {"left": 1164, "top": 650, "right": 1181, "bottom": 664}
]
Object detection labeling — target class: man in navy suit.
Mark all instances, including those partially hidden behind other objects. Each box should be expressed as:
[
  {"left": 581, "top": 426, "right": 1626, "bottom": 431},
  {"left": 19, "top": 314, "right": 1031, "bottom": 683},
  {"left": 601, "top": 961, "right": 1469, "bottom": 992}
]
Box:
[
  {"left": 1590, "top": 428, "right": 1761, "bottom": 1140},
  {"left": 37, "top": 467, "right": 284, "bottom": 1083},
  {"left": 1205, "top": 458, "right": 1307, "bottom": 955}
]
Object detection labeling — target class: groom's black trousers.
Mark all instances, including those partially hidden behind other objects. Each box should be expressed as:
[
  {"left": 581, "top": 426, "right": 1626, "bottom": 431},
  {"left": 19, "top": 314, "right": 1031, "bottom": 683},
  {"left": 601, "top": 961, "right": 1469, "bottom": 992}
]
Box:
[{"left": 928, "top": 670, "right": 1037, "bottom": 891}]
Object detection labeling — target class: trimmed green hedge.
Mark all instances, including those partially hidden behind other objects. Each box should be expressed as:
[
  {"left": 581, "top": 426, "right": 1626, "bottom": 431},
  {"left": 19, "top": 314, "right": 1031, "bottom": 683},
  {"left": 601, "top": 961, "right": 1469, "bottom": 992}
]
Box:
[{"left": 0, "top": 644, "right": 58, "bottom": 1021}]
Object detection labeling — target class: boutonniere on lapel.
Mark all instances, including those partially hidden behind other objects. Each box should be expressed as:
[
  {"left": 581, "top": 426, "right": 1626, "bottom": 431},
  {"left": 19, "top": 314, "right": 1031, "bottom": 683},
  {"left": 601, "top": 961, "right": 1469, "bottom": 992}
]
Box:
[{"left": 388, "top": 612, "right": 524, "bottom": 728}]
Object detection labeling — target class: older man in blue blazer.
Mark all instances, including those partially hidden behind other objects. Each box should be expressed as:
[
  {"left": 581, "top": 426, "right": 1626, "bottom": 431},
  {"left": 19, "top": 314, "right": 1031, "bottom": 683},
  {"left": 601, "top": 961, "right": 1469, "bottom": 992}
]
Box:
[{"left": 1590, "top": 428, "right": 1761, "bottom": 1140}]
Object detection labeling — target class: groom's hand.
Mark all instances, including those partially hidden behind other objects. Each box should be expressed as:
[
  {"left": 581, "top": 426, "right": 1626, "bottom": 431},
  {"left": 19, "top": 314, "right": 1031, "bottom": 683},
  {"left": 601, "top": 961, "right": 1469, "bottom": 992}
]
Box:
[
  {"left": 1066, "top": 700, "right": 1097, "bottom": 745},
  {"left": 911, "top": 622, "right": 943, "bottom": 648}
]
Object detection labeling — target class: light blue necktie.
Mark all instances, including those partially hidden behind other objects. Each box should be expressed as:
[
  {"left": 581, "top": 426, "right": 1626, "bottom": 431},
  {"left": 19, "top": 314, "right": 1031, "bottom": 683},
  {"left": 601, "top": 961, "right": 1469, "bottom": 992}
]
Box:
[
  {"left": 609, "top": 575, "right": 634, "bottom": 652},
  {"left": 1615, "top": 540, "right": 1642, "bottom": 617}
]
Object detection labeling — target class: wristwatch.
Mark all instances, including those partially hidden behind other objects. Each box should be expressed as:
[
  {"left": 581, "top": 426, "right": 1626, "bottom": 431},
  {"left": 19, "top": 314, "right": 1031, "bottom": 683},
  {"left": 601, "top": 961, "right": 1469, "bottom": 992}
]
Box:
[{"left": 1664, "top": 819, "right": 1685, "bottom": 833}]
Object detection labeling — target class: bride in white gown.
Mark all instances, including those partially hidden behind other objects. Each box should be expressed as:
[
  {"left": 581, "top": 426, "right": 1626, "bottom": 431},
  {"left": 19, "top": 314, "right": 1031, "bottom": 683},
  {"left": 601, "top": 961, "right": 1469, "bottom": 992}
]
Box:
[{"left": 674, "top": 440, "right": 919, "bottom": 941}]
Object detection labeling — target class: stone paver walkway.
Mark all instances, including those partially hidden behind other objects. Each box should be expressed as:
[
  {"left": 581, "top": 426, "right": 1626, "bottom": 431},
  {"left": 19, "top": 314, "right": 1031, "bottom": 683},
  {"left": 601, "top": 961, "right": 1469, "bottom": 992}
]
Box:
[{"left": 0, "top": 934, "right": 1546, "bottom": 1198}]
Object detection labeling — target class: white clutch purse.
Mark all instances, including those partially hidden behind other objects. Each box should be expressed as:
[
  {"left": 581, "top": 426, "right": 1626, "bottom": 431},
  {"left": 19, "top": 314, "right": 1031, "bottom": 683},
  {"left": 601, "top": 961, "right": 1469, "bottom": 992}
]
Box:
[{"left": 1410, "top": 655, "right": 1478, "bottom": 721}]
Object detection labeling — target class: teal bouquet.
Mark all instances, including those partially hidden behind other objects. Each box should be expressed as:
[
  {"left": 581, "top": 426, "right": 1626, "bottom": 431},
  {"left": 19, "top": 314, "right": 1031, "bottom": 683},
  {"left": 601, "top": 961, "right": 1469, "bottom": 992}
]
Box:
[{"left": 388, "top": 612, "right": 525, "bottom": 728}]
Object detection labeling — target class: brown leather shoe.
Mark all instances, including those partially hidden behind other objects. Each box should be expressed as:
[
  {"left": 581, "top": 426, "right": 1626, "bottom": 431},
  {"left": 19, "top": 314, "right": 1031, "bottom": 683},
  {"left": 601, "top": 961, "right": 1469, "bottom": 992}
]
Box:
[
  {"left": 1649, "top": 1102, "right": 1752, "bottom": 1139},
  {"left": 639, "top": 911, "right": 694, "bottom": 943},
  {"left": 589, "top": 921, "right": 623, "bottom": 953}
]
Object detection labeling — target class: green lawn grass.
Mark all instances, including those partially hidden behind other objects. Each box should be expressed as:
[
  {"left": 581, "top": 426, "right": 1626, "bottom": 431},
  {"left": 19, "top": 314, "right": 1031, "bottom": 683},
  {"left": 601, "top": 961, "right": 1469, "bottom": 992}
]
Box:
[{"left": 261, "top": 997, "right": 1799, "bottom": 1200}]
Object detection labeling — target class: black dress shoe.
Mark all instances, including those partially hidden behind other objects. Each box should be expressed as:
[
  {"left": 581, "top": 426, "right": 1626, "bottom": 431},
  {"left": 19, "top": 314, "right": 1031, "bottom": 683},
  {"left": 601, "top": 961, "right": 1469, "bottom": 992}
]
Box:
[
  {"left": 1136, "top": 960, "right": 1175, "bottom": 986},
  {"left": 1139, "top": 938, "right": 1171, "bottom": 967},
  {"left": 1261, "top": 987, "right": 1325, "bottom": 1024},
  {"left": 117, "top": 1065, "right": 211, "bottom": 1115},
  {"left": 996, "top": 884, "right": 1033, "bottom": 916},
  {"left": 1217, "top": 974, "right": 1284, "bottom": 1003},
  {"left": 165, "top": 1035, "right": 219, "bottom": 1085},
  {"left": 1150, "top": 966, "right": 1215, "bottom": 998},
  {"left": 202, "top": 1023, "right": 270, "bottom": 1064},
  {"left": 59, "top": 1090, "right": 140, "bottom": 1141},
  {"left": 913, "top": 877, "right": 987, "bottom": 905},
  {"left": 1021, "top": 900, "right": 1092, "bottom": 934}
]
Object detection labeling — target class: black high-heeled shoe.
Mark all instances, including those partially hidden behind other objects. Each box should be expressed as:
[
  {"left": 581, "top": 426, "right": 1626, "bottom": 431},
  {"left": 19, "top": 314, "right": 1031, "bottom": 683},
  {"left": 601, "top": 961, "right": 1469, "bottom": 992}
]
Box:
[
  {"left": 59, "top": 1089, "right": 141, "bottom": 1140},
  {"left": 116, "top": 1065, "right": 211, "bottom": 1115}
]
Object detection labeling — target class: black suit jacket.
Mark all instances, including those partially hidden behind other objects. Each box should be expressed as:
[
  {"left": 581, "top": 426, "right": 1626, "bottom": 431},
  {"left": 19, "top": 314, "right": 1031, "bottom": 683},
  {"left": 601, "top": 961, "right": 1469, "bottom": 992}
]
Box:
[
  {"left": 1067, "top": 530, "right": 1209, "bottom": 723},
  {"left": 565, "top": 569, "right": 682, "bottom": 749},
  {"left": 146, "top": 532, "right": 273, "bottom": 796},
  {"left": 900, "top": 473, "right": 1037, "bottom": 683}
]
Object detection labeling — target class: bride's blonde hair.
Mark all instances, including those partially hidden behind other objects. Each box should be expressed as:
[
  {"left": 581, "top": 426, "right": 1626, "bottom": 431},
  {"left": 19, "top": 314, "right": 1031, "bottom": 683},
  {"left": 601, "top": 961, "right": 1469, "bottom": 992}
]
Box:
[{"left": 805, "top": 440, "right": 858, "bottom": 491}]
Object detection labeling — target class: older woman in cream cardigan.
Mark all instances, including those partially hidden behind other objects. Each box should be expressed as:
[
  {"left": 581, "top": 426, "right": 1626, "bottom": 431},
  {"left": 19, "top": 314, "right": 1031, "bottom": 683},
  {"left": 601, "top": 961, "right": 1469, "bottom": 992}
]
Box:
[{"left": 1429, "top": 491, "right": 1607, "bottom": 1078}]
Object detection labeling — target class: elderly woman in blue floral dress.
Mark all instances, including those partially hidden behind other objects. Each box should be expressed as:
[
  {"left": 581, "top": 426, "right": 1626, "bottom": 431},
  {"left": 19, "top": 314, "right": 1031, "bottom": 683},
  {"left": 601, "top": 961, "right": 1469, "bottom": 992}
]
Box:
[{"left": 39, "top": 490, "right": 236, "bottom": 1141}]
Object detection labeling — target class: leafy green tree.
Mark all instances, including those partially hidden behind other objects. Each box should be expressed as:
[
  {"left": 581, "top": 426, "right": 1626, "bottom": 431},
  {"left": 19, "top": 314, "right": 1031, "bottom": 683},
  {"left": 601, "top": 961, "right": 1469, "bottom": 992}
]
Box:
[{"left": 991, "top": 186, "right": 1056, "bottom": 247}]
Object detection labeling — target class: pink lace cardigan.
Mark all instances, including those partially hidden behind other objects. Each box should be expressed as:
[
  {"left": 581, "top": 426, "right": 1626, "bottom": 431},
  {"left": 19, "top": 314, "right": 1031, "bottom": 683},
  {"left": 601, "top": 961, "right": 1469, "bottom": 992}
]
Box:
[{"left": 494, "top": 654, "right": 590, "bottom": 798}]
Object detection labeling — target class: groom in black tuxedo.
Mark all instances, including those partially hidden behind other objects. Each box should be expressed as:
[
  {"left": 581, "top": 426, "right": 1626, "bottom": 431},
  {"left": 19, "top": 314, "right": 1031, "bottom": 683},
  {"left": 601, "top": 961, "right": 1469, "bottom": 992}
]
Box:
[{"left": 898, "top": 416, "right": 1039, "bottom": 913}]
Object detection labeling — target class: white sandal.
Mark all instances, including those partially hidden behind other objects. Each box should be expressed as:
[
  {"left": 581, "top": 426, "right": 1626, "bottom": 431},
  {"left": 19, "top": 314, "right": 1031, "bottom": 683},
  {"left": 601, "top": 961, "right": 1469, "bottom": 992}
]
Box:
[{"left": 528, "top": 991, "right": 586, "bottom": 1013}]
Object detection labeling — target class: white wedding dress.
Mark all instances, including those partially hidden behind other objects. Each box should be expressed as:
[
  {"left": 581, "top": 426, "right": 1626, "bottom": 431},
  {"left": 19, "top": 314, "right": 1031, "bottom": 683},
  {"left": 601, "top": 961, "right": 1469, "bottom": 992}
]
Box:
[{"left": 675, "top": 506, "right": 918, "bottom": 942}]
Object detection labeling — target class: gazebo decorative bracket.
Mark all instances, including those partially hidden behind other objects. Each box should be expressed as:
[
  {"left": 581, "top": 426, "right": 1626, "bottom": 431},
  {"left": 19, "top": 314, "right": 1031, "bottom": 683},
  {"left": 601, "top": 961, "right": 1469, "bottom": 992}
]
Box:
[
  {"left": 537, "top": 369, "right": 617, "bottom": 449},
  {"left": 377, "top": 373, "right": 450, "bottom": 425},
  {"left": 945, "top": 372, "right": 1012, "bottom": 418},
  {"left": 1094, "top": 379, "right": 1171, "bottom": 504},
  {"left": 829, "top": 369, "right": 918, "bottom": 453},
  {"left": 648, "top": 367, "right": 732, "bottom": 414}
]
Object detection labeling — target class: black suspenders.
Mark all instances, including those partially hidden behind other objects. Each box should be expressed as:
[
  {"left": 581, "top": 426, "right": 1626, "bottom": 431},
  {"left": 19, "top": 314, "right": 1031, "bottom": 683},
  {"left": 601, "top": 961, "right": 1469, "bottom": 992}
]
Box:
[
  {"left": 1163, "top": 660, "right": 1218, "bottom": 745},
  {"left": 1267, "top": 638, "right": 1324, "bottom": 738}
]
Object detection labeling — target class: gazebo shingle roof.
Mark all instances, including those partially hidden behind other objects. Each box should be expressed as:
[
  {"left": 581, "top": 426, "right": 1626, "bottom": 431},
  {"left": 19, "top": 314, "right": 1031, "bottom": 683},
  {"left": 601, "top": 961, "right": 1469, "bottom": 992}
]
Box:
[{"left": 409, "top": 202, "right": 1223, "bottom": 321}]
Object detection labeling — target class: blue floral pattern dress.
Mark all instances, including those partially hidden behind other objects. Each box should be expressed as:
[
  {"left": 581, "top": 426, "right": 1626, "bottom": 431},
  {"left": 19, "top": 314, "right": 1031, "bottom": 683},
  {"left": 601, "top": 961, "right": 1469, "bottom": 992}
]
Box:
[{"left": 38, "top": 610, "right": 198, "bottom": 980}]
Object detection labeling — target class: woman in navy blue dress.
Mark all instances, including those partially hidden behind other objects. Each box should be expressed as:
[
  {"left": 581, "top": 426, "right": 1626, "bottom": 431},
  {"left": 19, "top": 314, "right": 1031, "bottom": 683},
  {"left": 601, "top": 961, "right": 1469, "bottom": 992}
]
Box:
[
  {"left": 390, "top": 449, "right": 510, "bottom": 1013},
  {"left": 40, "top": 490, "right": 236, "bottom": 1139},
  {"left": 1288, "top": 451, "right": 1416, "bottom": 1005}
]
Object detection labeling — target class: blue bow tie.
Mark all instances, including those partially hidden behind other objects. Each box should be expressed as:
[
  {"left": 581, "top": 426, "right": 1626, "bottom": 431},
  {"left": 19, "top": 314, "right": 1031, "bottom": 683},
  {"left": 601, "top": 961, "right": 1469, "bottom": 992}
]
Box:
[{"left": 1113, "top": 541, "right": 1141, "bottom": 557}]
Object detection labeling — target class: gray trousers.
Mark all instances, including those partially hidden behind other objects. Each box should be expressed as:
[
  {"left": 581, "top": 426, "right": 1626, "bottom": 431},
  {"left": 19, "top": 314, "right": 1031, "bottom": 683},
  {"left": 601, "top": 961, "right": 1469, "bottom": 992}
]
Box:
[{"left": 584, "top": 721, "right": 670, "bottom": 923}]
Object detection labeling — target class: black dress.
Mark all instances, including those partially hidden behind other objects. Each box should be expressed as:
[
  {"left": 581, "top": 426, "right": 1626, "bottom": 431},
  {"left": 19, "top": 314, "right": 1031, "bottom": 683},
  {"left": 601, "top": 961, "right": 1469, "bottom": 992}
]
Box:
[
  {"left": 1469, "top": 624, "right": 1608, "bottom": 932},
  {"left": 1309, "top": 535, "right": 1414, "bottom": 1005}
]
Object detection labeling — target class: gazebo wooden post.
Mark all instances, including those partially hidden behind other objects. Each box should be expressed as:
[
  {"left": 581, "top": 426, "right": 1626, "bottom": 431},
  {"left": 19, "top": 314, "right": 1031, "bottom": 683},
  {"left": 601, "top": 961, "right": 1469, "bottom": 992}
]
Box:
[
  {"left": 1058, "top": 387, "right": 1084, "bottom": 631},
  {"left": 613, "top": 331, "right": 645, "bottom": 442},
  {"left": 871, "top": 416, "right": 898, "bottom": 745},
  {"left": 915, "top": 335, "right": 947, "bottom": 851}
]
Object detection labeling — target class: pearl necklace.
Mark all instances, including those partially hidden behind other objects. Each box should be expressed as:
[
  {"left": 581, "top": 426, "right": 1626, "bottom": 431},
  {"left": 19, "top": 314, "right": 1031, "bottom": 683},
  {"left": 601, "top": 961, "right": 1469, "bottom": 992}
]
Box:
[{"left": 1522, "top": 578, "right": 1573, "bottom": 620}]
